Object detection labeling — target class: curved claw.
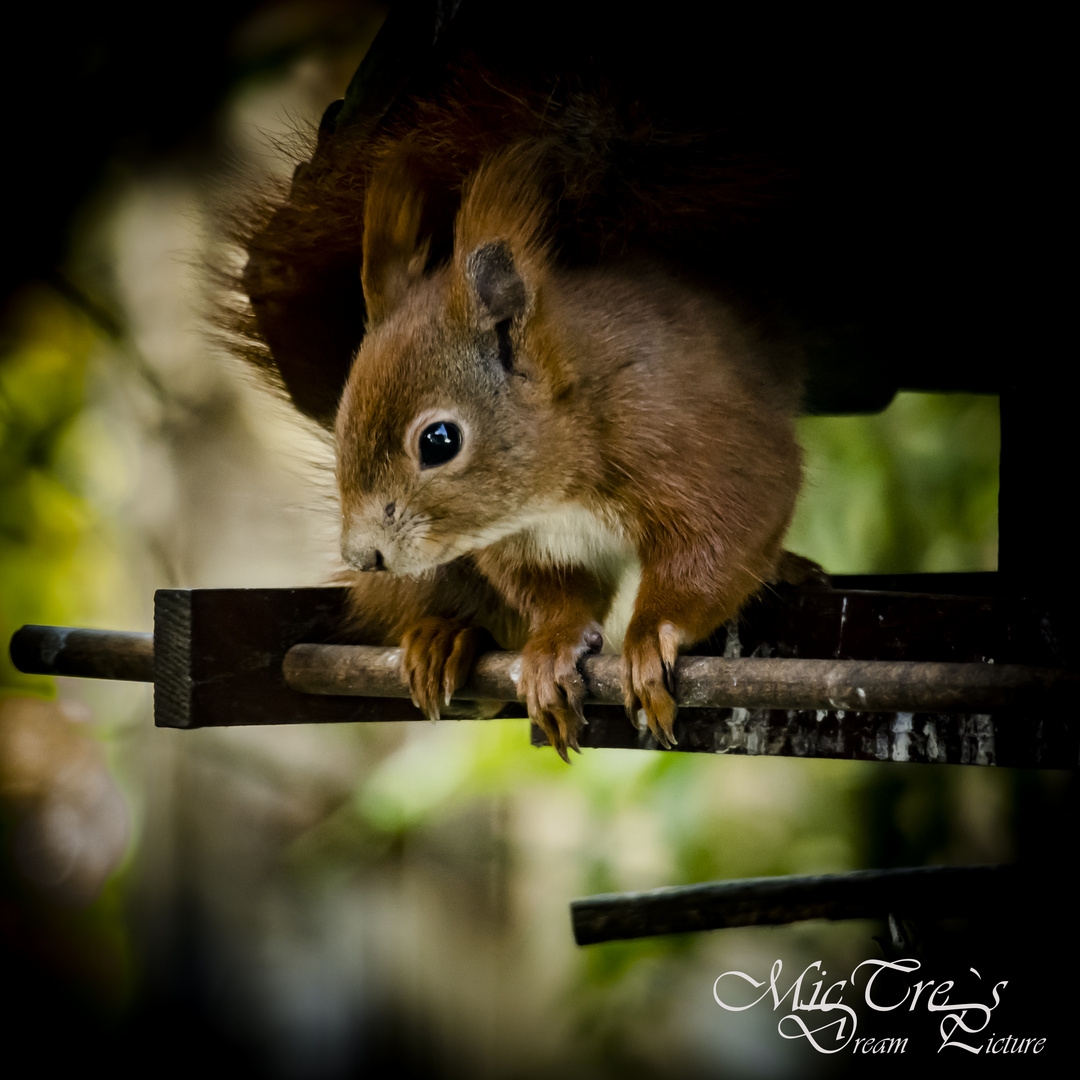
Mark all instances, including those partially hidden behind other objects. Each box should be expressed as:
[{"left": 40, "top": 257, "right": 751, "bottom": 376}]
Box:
[
  {"left": 400, "top": 618, "right": 479, "bottom": 721},
  {"left": 622, "top": 620, "right": 681, "bottom": 747},
  {"left": 518, "top": 624, "right": 600, "bottom": 762}
]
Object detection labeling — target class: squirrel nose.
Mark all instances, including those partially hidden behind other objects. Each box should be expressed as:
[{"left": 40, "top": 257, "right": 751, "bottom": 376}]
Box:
[{"left": 342, "top": 543, "right": 387, "bottom": 572}]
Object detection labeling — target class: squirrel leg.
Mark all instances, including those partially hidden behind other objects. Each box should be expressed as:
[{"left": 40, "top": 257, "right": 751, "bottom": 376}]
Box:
[
  {"left": 623, "top": 562, "right": 764, "bottom": 747},
  {"left": 477, "top": 555, "right": 609, "bottom": 762}
]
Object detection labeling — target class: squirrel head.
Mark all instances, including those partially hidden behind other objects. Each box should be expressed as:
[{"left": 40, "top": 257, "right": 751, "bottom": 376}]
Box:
[{"left": 336, "top": 144, "right": 572, "bottom": 576}]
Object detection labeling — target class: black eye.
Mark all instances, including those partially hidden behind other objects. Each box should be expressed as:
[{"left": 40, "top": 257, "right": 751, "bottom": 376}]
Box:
[{"left": 418, "top": 421, "right": 462, "bottom": 469}]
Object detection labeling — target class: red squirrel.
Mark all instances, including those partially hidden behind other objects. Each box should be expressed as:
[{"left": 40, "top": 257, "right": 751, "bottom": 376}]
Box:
[
  {"left": 226, "top": 11, "right": 997, "bottom": 755},
  {"left": 333, "top": 141, "right": 812, "bottom": 758}
]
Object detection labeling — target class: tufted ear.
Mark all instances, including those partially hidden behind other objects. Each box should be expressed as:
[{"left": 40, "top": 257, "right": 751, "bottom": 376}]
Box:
[
  {"left": 453, "top": 143, "right": 552, "bottom": 329},
  {"left": 464, "top": 241, "right": 530, "bottom": 328},
  {"left": 361, "top": 150, "right": 431, "bottom": 326}
]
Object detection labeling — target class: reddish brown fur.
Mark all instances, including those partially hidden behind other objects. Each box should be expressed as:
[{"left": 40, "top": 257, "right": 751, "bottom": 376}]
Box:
[
  {"left": 334, "top": 144, "right": 809, "bottom": 758},
  {"left": 223, "top": 61, "right": 789, "bottom": 430},
  {"left": 214, "top": 49, "right": 820, "bottom": 758}
]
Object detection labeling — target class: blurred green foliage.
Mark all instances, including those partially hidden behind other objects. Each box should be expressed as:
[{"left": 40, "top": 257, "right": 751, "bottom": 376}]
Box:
[
  {"left": 2, "top": 289, "right": 98, "bottom": 695},
  {"left": 1, "top": 287, "right": 138, "bottom": 1020},
  {"left": 1, "top": 285, "right": 148, "bottom": 698},
  {"left": 789, "top": 392, "right": 999, "bottom": 575}
]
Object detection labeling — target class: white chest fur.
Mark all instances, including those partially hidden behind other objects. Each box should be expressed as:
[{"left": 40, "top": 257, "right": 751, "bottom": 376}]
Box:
[{"left": 500, "top": 502, "right": 642, "bottom": 651}]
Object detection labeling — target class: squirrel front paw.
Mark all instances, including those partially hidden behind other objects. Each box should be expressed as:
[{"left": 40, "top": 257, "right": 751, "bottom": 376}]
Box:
[
  {"left": 519, "top": 624, "right": 603, "bottom": 763},
  {"left": 400, "top": 617, "right": 480, "bottom": 721},
  {"left": 621, "top": 620, "right": 680, "bottom": 748}
]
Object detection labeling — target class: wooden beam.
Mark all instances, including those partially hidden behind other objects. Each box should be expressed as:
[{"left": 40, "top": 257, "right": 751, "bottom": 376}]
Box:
[{"left": 571, "top": 865, "right": 1026, "bottom": 944}]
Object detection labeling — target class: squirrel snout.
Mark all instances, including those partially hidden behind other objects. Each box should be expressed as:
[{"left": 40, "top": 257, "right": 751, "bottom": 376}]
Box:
[
  {"left": 342, "top": 542, "right": 387, "bottom": 572},
  {"left": 341, "top": 504, "right": 393, "bottom": 572}
]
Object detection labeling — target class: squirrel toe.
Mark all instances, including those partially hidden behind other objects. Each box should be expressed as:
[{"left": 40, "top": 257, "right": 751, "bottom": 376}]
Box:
[
  {"left": 400, "top": 618, "right": 480, "bottom": 721},
  {"left": 622, "top": 620, "right": 680, "bottom": 748},
  {"left": 519, "top": 633, "right": 593, "bottom": 762}
]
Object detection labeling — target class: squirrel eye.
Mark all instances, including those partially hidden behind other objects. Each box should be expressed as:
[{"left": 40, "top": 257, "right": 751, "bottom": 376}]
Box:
[{"left": 418, "top": 421, "right": 462, "bottom": 469}]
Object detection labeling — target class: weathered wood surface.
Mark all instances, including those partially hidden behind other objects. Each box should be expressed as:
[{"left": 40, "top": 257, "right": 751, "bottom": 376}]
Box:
[
  {"left": 10, "top": 576, "right": 1078, "bottom": 767},
  {"left": 141, "top": 577, "right": 1080, "bottom": 768},
  {"left": 571, "top": 865, "right": 1027, "bottom": 944},
  {"left": 285, "top": 643, "right": 1076, "bottom": 713},
  {"left": 10, "top": 625, "right": 154, "bottom": 683},
  {"left": 151, "top": 587, "right": 428, "bottom": 729}
]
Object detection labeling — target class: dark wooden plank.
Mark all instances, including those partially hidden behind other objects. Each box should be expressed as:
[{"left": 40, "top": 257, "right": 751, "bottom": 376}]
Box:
[
  {"left": 153, "top": 587, "right": 455, "bottom": 729},
  {"left": 538, "top": 583, "right": 1076, "bottom": 767},
  {"left": 140, "top": 580, "right": 1079, "bottom": 767},
  {"left": 563, "top": 706, "right": 1069, "bottom": 769}
]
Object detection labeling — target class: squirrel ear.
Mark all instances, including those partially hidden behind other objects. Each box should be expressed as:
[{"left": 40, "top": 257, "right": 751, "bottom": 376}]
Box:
[
  {"left": 362, "top": 154, "right": 431, "bottom": 326},
  {"left": 465, "top": 241, "right": 530, "bottom": 327}
]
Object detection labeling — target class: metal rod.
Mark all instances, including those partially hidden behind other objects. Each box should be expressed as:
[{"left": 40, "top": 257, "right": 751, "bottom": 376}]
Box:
[{"left": 282, "top": 643, "right": 1078, "bottom": 713}]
